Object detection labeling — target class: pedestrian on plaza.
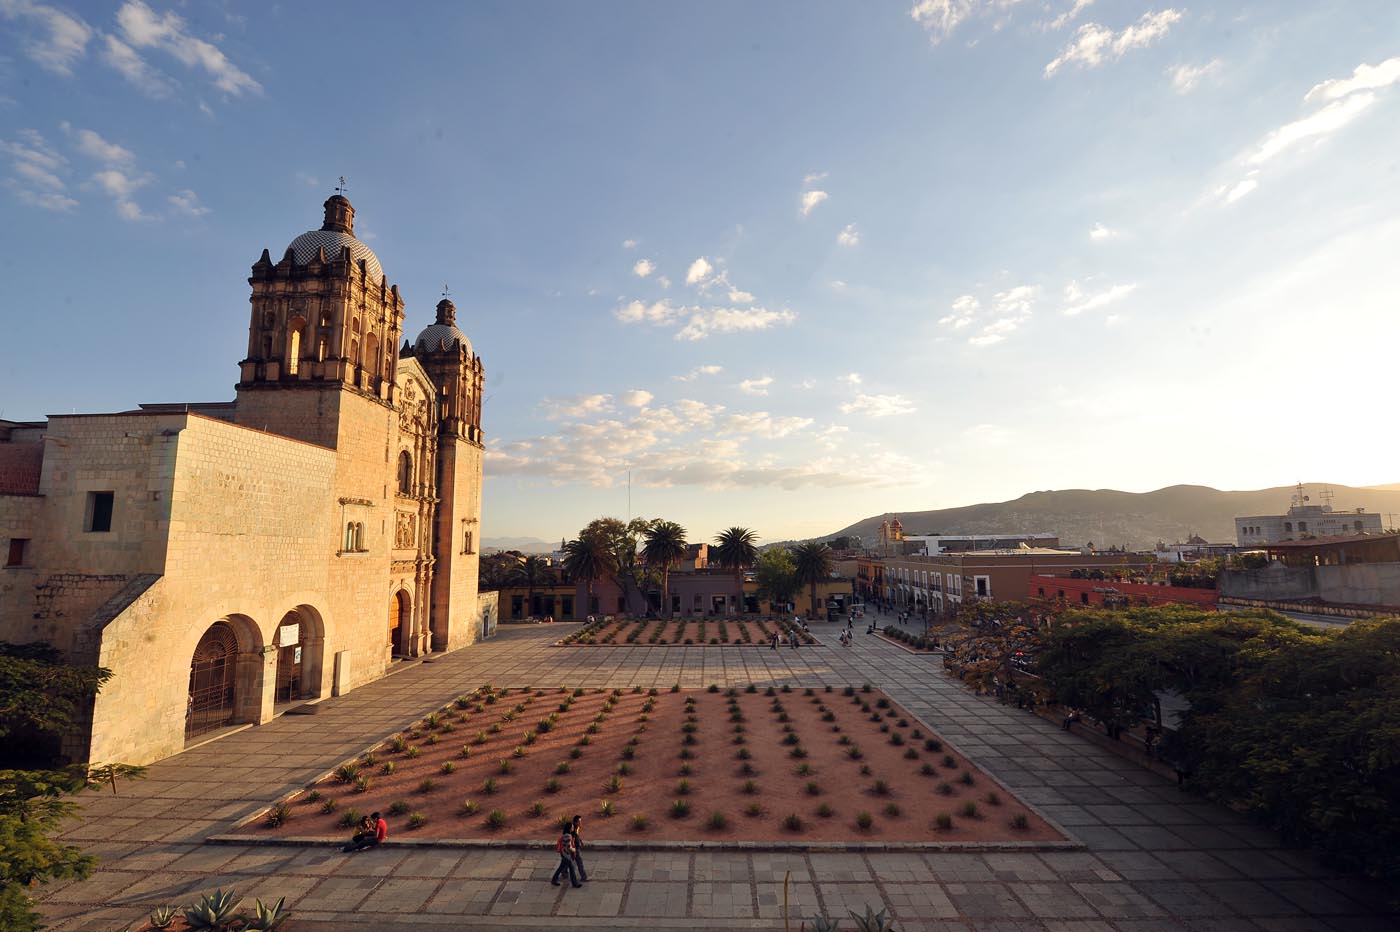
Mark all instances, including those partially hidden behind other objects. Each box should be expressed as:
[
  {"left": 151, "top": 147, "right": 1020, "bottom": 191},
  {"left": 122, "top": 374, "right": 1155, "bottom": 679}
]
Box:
[
  {"left": 568, "top": 814, "right": 588, "bottom": 882},
  {"left": 551, "top": 826, "right": 582, "bottom": 887},
  {"left": 770, "top": 630, "right": 780, "bottom": 650},
  {"left": 789, "top": 630, "right": 799, "bottom": 649}
]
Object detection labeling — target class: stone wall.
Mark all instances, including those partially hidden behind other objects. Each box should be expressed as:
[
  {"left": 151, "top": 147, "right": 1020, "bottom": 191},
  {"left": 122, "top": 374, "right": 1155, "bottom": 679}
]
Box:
[{"left": 431, "top": 436, "right": 484, "bottom": 651}]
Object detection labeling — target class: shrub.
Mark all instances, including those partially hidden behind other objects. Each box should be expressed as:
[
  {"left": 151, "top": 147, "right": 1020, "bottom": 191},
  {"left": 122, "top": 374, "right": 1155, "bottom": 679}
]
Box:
[
  {"left": 746, "top": 683, "right": 758, "bottom": 693},
  {"left": 859, "top": 764, "right": 872, "bottom": 776},
  {"left": 417, "top": 778, "right": 437, "bottom": 794},
  {"left": 353, "top": 776, "right": 371, "bottom": 794},
  {"left": 843, "top": 685, "right": 855, "bottom": 696},
  {"left": 736, "top": 747, "right": 751, "bottom": 760},
  {"left": 605, "top": 775, "right": 623, "bottom": 794},
  {"left": 360, "top": 752, "right": 378, "bottom": 767},
  {"left": 631, "top": 813, "right": 650, "bottom": 831},
  {"left": 407, "top": 812, "right": 427, "bottom": 830},
  {"left": 706, "top": 810, "right": 728, "bottom": 830},
  {"left": 555, "top": 760, "right": 571, "bottom": 775},
  {"left": 890, "top": 732, "right": 905, "bottom": 746},
  {"left": 679, "top": 747, "right": 694, "bottom": 760},
  {"left": 846, "top": 746, "right": 864, "bottom": 760},
  {"left": 458, "top": 799, "right": 479, "bottom": 816},
  {"left": 671, "top": 683, "right": 681, "bottom": 692},
  {"left": 523, "top": 730, "right": 538, "bottom": 745},
  {"left": 599, "top": 799, "right": 616, "bottom": 817},
  {"left": 498, "top": 759, "right": 514, "bottom": 774},
  {"left": 708, "top": 683, "right": 720, "bottom": 693},
  {"left": 333, "top": 764, "right": 360, "bottom": 784},
  {"left": 617, "top": 762, "right": 633, "bottom": 776},
  {"left": 936, "top": 781, "right": 953, "bottom": 796},
  {"left": 862, "top": 683, "right": 872, "bottom": 693},
  {"left": 782, "top": 813, "right": 803, "bottom": 832},
  {"left": 959, "top": 771, "right": 975, "bottom": 786},
  {"left": 670, "top": 798, "right": 691, "bottom": 818},
  {"left": 320, "top": 799, "right": 339, "bottom": 814},
  {"left": 337, "top": 809, "right": 362, "bottom": 829},
  {"left": 925, "top": 738, "right": 943, "bottom": 752},
  {"left": 455, "top": 695, "right": 472, "bottom": 710},
  {"left": 678, "top": 763, "right": 693, "bottom": 776},
  {"left": 817, "top": 803, "right": 834, "bottom": 818},
  {"left": 781, "top": 732, "right": 800, "bottom": 746},
  {"left": 473, "top": 731, "right": 488, "bottom": 745},
  {"left": 482, "top": 777, "right": 498, "bottom": 794},
  {"left": 486, "top": 808, "right": 508, "bottom": 830},
  {"left": 821, "top": 711, "right": 836, "bottom": 722},
  {"left": 425, "top": 712, "right": 441, "bottom": 729},
  {"left": 405, "top": 746, "right": 421, "bottom": 759},
  {"left": 855, "top": 811, "right": 873, "bottom": 830},
  {"left": 921, "top": 762, "right": 936, "bottom": 776},
  {"left": 390, "top": 735, "right": 408, "bottom": 753},
  {"left": 789, "top": 746, "right": 808, "bottom": 759},
  {"left": 457, "top": 746, "right": 471, "bottom": 760},
  {"left": 884, "top": 802, "right": 902, "bottom": 818},
  {"left": 838, "top": 735, "right": 852, "bottom": 746},
  {"left": 265, "top": 802, "right": 290, "bottom": 827},
  {"left": 570, "top": 747, "right": 584, "bottom": 760},
  {"left": 1011, "top": 814, "right": 1029, "bottom": 831},
  {"left": 795, "top": 763, "right": 812, "bottom": 776},
  {"left": 935, "top": 813, "right": 954, "bottom": 831},
  {"left": 744, "top": 802, "right": 764, "bottom": 818},
  {"left": 960, "top": 801, "right": 980, "bottom": 819},
  {"left": 739, "top": 762, "right": 757, "bottom": 777},
  {"left": 389, "top": 800, "right": 410, "bottom": 816},
  {"left": 305, "top": 790, "right": 322, "bottom": 804},
  {"left": 440, "top": 762, "right": 455, "bottom": 775},
  {"left": 872, "top": 779, "right": 890, "bottom": 796},
  {"left": 942, "top": 754, "right": 957, "bottom": 769},
  {"left": 986, "top": 791, "right": 1003, "bottom": 806},
  {"left": 805, "top": 781, "right": 820, "bottom": 796},
  {"left": 675, "top": 778, "right": 691, "bottom": 795},
  {"left": 781, "top": 684, "right": 792, "bottom": 693},
  {"left": 765, "top": 686, "right": 777, "bottom": 696}
]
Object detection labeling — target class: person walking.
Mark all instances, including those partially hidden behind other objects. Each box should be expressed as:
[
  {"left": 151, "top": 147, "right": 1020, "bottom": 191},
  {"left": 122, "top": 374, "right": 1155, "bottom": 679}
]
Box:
[
  {"left": 568, "top": 814, "right": 588, "bottom": 882},
  {"left": 551, "top": 826, "right": 582, "bottom": 887},
  {"left": 769, "top": 630, "right": 779, "bottom": 650}
]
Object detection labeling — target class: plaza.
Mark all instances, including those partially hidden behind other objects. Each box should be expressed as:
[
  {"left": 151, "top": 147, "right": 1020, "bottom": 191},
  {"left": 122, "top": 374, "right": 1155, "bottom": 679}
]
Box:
[{"left": 37, "top": 623, "right": 1397, "bottom": 931}]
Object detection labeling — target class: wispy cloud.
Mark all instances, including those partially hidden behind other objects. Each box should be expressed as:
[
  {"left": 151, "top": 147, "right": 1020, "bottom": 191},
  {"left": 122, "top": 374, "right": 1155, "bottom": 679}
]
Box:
[
  {"left": 685, "top": 256, "right": 712, "bottom": 286},
  {"left": 110, "top": 0, "right": 262, "bottom": 97},
  {"left": 841, "top": 372, "right": 863, "bottom": 386},
  {"left": 632, "top": 258, "right": 654, "bottom": 278},
  {"left": 1, "top": 128, "right": 77, "bottom": 211},
  {"left": 1304, "top": 57, "right": 1400, "bottom": 104},
  {"left": 61, "top": 123, "right": 134, "bottom": 166},
  {"left": 619, "top": 389, "right": 653, "bottom": 408},
  {"left": 615, "top": 299, "right": 797, "bottom": 341},
  {"left": 167, "top": 188, "right": 208, "bottom": 216},
  {"left": 0, "top": 0, "right": 92, "bottom": 76},
  {"left": 1247, "top": 92, "right": 1378, "bottom": 167},
  {"left": 800, "top": 190, "right": 828, "bottom": 216},
  {"left": 909, "top": 0, "right": 977, "bottom": 44},
  {"left": 739, "top": 376, "right": 773, "bottom": 396},
  {"left": 672, "top": 364, "right": 723, "bottom": 382},
  {"left": 1044, "top": 9, "right": 1183, "bottom": 77},
  {"left": 1169, "top": 59, "right": 1222, "bottom": 93},
  {"left": 1089, "top": 222, "right": 1118, "bottom": 240},
  {"left": 621, "top": 238, "right": 637, "bottom": 249},
  {"left": 836, "top": 223, "right": 860, "bottom": 246},
  {"left": 101, "top": 33, "right": 173, "bottom": 97},
  {"left": 840, "top": 393, "right": 917, "bottom": 417},
  {"left": 544, "top": 393, "right": 615, "bottom": 419},
  {"left": 1047, "top": 0, "right": 1094, "bottom": 31},
  {"left": 939, "top": 285, "right": 1039, "bottom": 346},
  {"left": 1061, "top": 280, "right": 1137, "bottom": 316}
]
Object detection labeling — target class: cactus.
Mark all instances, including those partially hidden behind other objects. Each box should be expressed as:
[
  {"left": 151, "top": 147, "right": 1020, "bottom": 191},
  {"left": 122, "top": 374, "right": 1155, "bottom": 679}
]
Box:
[
  {"left": 849, "top": 905, "right": 897, "bottom": 932},
  {"left": 183, "top": 889, "right": 244, "bottom": 930},
  {"left": 248, "top": 895, "right": 289, "bottom": 930},
  {"left": 148, "top": 905, "right": 177, "bottom": 929}
]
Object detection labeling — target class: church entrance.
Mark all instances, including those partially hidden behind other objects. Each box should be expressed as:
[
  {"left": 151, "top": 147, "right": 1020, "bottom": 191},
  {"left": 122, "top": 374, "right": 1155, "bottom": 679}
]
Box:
[
  {"left": 187, "top": 621, "right": 238, "bottom": 740},
  {"left": 274, "top": 611, "right": 303, "bottom": 704},
  {"left": 389, "top": 590, "right": 411, "bottom": 657}
]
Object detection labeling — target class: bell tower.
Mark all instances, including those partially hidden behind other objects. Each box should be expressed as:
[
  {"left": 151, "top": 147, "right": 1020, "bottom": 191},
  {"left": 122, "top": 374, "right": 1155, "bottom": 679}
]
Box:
[{"left": 235, "top": 195, "right": 405, "bottom": 446}]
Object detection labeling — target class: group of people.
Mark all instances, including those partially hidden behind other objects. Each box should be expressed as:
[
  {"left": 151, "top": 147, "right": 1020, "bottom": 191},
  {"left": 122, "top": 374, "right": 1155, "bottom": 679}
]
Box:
[
  {"left": 551, "top": 814, "right": 588, "bottom": 888},
  {"left": 342, "top": 812, "right": 388, "bottom": 852},
  {"left": 768, "top": 629, "right": 802, "bottom": 649}
]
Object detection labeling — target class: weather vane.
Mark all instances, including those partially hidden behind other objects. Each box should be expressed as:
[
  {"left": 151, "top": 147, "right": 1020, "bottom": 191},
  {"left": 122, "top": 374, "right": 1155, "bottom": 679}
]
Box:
[
  {"left": 442, "top": 283, "right": 451, "bottom": 298},
  {"left": 335, "top": 175, "right": 348, "bottom": 195}
]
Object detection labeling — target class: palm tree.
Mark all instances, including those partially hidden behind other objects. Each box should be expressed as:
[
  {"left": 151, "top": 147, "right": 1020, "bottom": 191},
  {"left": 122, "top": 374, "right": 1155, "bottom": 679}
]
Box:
[
  {"left": 562, "top": 534, "right": 616, "bottom": 613},
  {"left": 641, "top": 520, "right": 688, "bottom": 617},
  {"left": 507, "top": 555, "right": 551, "bottom": 617},
  {"left": 712, "top": 527, "right": 759, "bottom": 615},
  {"left": 792, "top": 541, "right": 833, "bottom": 621}
]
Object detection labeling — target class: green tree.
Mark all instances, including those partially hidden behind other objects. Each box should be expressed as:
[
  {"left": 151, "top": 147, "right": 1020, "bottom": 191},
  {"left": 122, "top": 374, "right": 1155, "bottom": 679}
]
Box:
[
  {"left": 791, "top": 541, "right": 833, "bottom": 619},
  {"left": 0, "top": 644, "right": 116, "bottom": 932},
  {"left": 712, "top": 527, "right": 759, "bottom": 614},
  {"left": 578, "top": 517, "right": 651, "bottom": 613},
  {"left": 562, "top": 532, "right": 616, "bottom": 610},
  {"left": 507, "top": 556, "right": 551, "bottom": 615},
  {"left": 753, "top": 549, "right": 799, "bottom": 617},
  {"left": 641, "top": 521, "right": 688, "bottom": 616}
]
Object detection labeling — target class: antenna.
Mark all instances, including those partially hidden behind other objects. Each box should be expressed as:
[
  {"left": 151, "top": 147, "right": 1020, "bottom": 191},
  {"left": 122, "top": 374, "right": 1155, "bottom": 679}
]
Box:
[
  {"left": 335, "top": 175, "right": 348, "bottom": 195},
  {"left": 442, "top": 283, "right": 451, "bottom": 299}
]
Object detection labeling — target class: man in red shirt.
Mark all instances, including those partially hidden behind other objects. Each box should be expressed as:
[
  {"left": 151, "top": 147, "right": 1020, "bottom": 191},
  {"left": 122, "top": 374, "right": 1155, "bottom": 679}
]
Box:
[{"left": 342, "top": 810, "right": 387, "bottom": 853}]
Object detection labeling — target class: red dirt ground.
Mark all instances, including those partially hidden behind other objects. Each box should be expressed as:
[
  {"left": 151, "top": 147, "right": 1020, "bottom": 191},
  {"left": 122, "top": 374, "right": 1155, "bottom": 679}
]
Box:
[
  {"left": 560, "top": 617, "right": 818, "bottom": 646},
  {"left": 253, "top": 686, "right": 1061, "bottom": 845}
]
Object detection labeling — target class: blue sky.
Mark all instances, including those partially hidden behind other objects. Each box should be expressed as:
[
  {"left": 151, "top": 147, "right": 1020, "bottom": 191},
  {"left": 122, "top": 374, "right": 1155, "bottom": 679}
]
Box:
[{"left": 2, "top": 1, "right": 1398, "bottom": 544}]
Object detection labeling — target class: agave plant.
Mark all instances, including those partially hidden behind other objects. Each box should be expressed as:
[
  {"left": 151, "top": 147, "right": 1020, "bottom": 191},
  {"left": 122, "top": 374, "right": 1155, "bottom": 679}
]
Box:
[
  {"left": 248, "top": 896, "right": 289, "bottom": 930},
  {"left": 183, "top": 889, "right": 244, "bottom": 930},
  {"left": 849, "top": 904, "right": 896, "bottom": 932},
  {"left": 808, "top": 917, "right": 842, "bottom": 932},
  {"left": 148, "top": 905, "right": 177, "bottom": 929}
]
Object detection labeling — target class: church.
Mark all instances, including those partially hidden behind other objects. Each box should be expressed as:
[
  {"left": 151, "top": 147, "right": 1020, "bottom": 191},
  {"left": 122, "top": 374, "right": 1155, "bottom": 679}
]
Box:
[{"left": 0, "top": 195, "right": 490, "bottom": 766}]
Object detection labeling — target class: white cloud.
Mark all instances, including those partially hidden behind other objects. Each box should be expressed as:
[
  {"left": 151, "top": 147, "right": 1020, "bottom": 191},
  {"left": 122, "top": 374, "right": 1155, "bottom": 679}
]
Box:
[
  {"left": 1223, "top": 177, "right": 1258, "bottom": 203},
  {"left": 90, "top": 168, "right": 148, "bottom": 199},
  {"left": 12, "top": 157, "right": 64, "bottom": 190},
  {"left": 1304, "top": 57, "right": 1400, "bottom": 104},
  {"left": 909, "top": 0, "right": 977, "bottom": 44},
  {"left": 113, "top": 0, "right": 262, "bottom": 96},
  {"left": 621, "top": 238, "right": 638, "bottom": 249},
  {"left": 1089, "top": 222, "right": 1118, "bottom": 240},
  {"left": 829, "top": 280, "right": 847, "bottom": 291},
  {"left": 0, "top": 0, "right": 92, "bottom": 76},
  {"left": 836, "top": 223, "right": 860, "bottom": 246},
  {"left": 1, "top": 128, "right": 76, "bottom": 209},
  {"left": 632, "top": 258, "right": 655, "bottom": 278},
  {"left": 727, "top": 286, "right": 755, "bottom": 304},
  {"left": 1048, "top": 0, "right": 1094, "bottom": 31},
  {"left": 685, "top": 256, "right": 713, "bottom": 286},
  {"left": 800, "top": 190, "right": 828, "bottom": 216},
  {"left": 672, "top": 364, "right": 723, "bottom": 382},
  {"left": 802, "top": 171, "right": 828, "bottom": 185},
  {"left": 841, "top": 372, "right": 863, "bottom": 386},
  {"left": 939, "top": 285, "right": 1039, "bottom": 345},
  {"left": 1061, "top": 280, "right": 1137, "bottom": 315},
  {"left": 676, "top": 306, "right": 796, "bottom": 341},
  {"left": 841, "top": 393, "right": 916, "bottom": 417},
  {"left": 615, "top": 299, "right": 683, "bottom": 325},
  {"left": 167, "top": 188, "right": 208, "bottom": 216},
  {"left": 295, "top": 171, "right": 319, "bottom": 187},
  {"left": 101, "top": 34, "right": 173, "bottom": 97},
  {"left": 1246, "top": 92, "right": 1378, "bottom": 166},
  {"left": 723, "top": 412, "right": 813, "bottom": 437},
  {"left": 739, "top": 376, "right": 773, "bottom": 396},
  {"left": 657, "top": 275, "right": 671, "bottom": 290},
  {"left": 115, "top": 198, "right": 148, "bottom": 221},
  {"left": 1044, "top": 9, "right": 1183, "bottom": 77},
  {"left": 619, "top": 389, "right": 653, "bottom": 408},
  {"left": 1169, "top": 59, "right": 1222, "bottom": 93},
  {"left": 13, "top": 188, "right": 78, "bottom": 211},
  {"left": 798, "top": 379, "right": 817, "bottom": 390},
  {"left": 545, "top": 393, "right": 614, "bottom": 419},
  {"left": 62, "top": 124, "right": 135, "bottom": 166}
]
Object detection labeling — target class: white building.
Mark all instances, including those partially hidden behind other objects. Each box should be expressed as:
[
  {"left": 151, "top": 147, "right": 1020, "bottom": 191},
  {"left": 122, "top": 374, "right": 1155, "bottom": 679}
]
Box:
[{"left": 1236, "top": 487, "right": 1382, "bottom": 546}]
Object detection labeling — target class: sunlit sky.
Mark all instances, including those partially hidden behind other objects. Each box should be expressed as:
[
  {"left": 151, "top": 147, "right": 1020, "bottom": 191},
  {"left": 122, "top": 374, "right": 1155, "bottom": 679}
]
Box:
[{"left": 2, "top": 1, "right": 1398, "bottom": 544}]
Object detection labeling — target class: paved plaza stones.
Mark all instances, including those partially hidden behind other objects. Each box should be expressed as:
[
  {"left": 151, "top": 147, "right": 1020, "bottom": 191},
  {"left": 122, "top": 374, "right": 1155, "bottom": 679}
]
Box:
[{"left": 36, "top": 623, "right": 1399, "bottom": 931}]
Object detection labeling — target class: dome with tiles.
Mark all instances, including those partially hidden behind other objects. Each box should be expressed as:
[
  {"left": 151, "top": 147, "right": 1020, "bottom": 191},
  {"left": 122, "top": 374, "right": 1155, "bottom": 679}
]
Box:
[
  {"left": 414, "top": 299, "right": 472, "bottom": 354},
  {"left": 286, "top": 195, "right": 384, "bottom": 282}
]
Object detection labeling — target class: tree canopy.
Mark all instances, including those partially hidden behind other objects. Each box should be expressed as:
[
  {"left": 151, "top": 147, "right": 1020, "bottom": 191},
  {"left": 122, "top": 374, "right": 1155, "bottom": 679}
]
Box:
[
  {"left": 754, "top": 548, "right": 799, "bottom": 613},
  {"left": 641, "top": 521, "right": 688, "bottom": 613},
  {"left": 791, "top": 541, "right": 833, "bottom": 617}
]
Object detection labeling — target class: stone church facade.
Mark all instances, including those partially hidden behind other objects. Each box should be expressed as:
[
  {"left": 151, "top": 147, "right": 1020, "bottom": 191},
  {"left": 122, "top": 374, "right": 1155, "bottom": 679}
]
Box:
[{"left": 0, "top": 195, "right": 489, "bottom": 766}]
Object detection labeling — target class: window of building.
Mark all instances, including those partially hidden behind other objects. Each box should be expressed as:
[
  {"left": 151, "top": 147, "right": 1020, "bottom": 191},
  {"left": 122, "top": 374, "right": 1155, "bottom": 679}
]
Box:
[
  {"left": 562, "top": 596, "right": 573, "bottom": 618},
  {"left": 975, "top": 576, "right": 989, "bottom": 597},
  {"left": 1081, "top": 592, "right": 1090, "bottom": 604},
  {"left": 1356, "top": 520, "right": 1364, "bottom": 532},
  {"left": 6, "top": 538, "right": 28, "bottom": 566},
  {"left": 287, "top": 324, "right": 302, "bottom": 375},
  {"left": 1284, "top": 522, "right": 1292, "bottom": 533},
  {"left": 1298, "top": 521, "right": 1308, "bottom": 533},
  {"left": 345, "top": 522, "right": 355, "bottom": 552},
  {"left": 86, "top": 491, "right": 114, "bottom": 533},
  {"left": 462, "top": 525, "right": 474, "bottom": 554},
  {"left": 397, "top": 450, "right": 413, "bottom": 495},
  {"left": 354, "top": 522, "right": 365, "bottom": 551}
]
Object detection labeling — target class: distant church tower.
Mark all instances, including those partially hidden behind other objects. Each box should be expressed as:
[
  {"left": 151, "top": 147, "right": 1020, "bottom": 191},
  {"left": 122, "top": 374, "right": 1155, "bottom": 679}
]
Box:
[
  {"left": 235, "top": 194, "right": 404, "bottom": 446},
  {"left": 404, "top": 298, "right": 485, "bottom": 651},
  {"left": 878, "top": 517, "right": 904, "bottom": 557}
]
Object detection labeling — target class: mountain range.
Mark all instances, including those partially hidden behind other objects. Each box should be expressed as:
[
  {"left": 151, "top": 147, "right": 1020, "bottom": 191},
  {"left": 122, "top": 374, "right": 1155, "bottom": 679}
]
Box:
[{"left": 827, "top": 483, "right": 1400, "bottom": 552}]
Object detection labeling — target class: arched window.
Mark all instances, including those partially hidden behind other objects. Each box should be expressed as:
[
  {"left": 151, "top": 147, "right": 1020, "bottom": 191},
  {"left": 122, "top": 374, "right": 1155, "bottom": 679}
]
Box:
[
  {"left": 397, "top": 450, "right": 413, "bottom": 495},
  {"left": 365, "top": 333, "right": 379, "bottom": 379},
  {"left": 354, "top": 522, "right": 365, "bottom": 551},
  {"left": 287, "top": 326, "right": 302, "bottom": 375},
  {"left": 345, "top": 522, "right": 355, "bottom": 551},
  {"left": 350, "top": 339, "right": 360, "bottom": 368}
]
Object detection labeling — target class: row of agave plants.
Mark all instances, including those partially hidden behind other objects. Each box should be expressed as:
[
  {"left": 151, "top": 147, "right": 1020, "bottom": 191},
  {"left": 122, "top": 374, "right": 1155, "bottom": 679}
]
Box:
[
  {"left": 136, "top": 890, "right": 285, "bottom": 931},
  {"left": 560, "top": 615, "right": 817, "bottom": 646}
]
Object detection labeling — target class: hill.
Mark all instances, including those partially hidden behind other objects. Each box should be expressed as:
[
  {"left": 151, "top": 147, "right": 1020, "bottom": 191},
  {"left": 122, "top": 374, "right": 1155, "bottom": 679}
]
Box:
[
  {"left": 482, "top": 536, "right": 555, "bottom": 553},
  {"left": 829, "top": 483, "right": 1400, "bottom": 551}
]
